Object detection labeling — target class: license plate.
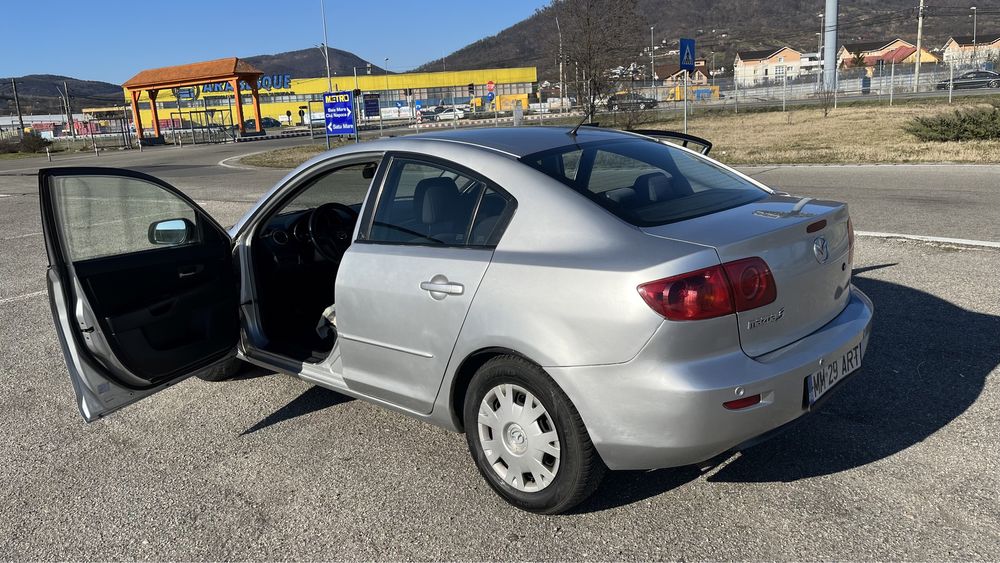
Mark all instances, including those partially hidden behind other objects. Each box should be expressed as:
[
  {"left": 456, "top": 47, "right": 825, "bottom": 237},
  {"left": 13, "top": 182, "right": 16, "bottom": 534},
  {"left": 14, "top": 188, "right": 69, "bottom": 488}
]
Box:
[{"left": 806, "top": 342, "right": 862, "bottom": 406}]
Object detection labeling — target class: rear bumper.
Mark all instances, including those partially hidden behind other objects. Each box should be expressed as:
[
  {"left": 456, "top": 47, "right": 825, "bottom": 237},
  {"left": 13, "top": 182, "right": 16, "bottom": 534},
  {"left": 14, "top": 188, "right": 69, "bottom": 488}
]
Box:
[{"left": 546, "top": 286, "right": 874, "bottom": 470}]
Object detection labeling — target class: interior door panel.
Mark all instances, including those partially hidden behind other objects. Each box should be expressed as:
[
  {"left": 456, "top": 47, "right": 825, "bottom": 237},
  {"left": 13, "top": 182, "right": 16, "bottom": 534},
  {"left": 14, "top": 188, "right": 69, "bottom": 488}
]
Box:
[
  {"left": 39, "top": 167, "right": 239, "bottom": 420},
  {"left": 73, "top": 239, "right": 237, "bottom": 383}
]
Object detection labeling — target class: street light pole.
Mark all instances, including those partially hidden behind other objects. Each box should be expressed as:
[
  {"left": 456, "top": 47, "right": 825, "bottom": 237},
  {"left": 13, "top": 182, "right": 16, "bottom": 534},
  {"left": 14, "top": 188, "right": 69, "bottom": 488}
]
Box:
[
  {"left": 320, "top": 0, "right": 332, "bottom": 149},
  {"left": 914, "top": 0, "right": 925, "bottom": 91},
  {"left": 650, "top": 26, "right": 657, "bottom": 101}
]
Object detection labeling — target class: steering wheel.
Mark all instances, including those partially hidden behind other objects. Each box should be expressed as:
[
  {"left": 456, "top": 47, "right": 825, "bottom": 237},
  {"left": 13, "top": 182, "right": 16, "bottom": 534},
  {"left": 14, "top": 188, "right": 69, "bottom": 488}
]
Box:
[{"left": 308, "top": 203, "right": 359, "bottom": 262}]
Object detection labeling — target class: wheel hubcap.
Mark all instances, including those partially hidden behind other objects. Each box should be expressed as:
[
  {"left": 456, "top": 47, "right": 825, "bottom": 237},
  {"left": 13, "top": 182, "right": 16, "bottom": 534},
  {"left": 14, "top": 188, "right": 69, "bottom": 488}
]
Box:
[{"left": 477, "top": 383, "right": 560, "bottom": 492}]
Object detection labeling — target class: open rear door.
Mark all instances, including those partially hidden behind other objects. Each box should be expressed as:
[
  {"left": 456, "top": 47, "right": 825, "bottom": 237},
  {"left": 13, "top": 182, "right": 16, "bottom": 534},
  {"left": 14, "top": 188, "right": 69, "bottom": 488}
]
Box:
[{"left": 39, "top": 168, "right": 239, "bottom": 421}]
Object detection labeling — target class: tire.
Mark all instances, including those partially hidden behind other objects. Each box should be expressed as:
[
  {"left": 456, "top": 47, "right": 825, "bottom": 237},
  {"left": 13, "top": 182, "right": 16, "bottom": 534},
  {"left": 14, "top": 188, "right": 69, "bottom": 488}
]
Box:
[
  {"left": 989, "top": 80, "right": 999, "bottom": 89},
  {"left": 639, "top": 102, "right": 647, "bottom": 110},
  {"left": 463, "top": 355, "right": 606, "bottom": 514},
  {"left": 611, "top": 103, "right": 620, "bottom": 111},
  {"left": 197, "top": 356, "right": 247, "bottom": 382}
]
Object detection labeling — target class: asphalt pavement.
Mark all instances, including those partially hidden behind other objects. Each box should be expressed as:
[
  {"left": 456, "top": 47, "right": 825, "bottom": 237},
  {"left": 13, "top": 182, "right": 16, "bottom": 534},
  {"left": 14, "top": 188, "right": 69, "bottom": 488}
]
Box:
[{"left": 0, "top": 139, "right": 998, "bottom": 559}]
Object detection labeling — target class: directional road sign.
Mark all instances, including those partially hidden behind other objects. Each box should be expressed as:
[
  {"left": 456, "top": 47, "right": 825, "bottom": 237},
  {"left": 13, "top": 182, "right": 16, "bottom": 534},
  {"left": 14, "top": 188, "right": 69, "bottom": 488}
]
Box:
[
  {"left": 323, "top": 91, "right": 356, "bottom": 136},
  {"left": 680, "top": 38, "right": 696, "bottom": 71},
  {"left": 363, "top": 93, "right": 381, "bottom": 118}
]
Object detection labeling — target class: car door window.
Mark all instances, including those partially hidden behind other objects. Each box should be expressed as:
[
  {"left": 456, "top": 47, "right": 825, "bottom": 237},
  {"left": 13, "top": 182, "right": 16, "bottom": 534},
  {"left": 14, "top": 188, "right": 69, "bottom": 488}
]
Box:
[
  {"left": 50, "top": 174, "right": 200, "bottom": 261},
  {"left": 366, "top": 158, "right": 514, "bottom": 247}
]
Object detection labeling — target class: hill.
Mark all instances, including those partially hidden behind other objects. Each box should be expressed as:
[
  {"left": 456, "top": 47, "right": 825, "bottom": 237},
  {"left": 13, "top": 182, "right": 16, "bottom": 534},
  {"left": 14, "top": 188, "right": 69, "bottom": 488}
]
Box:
[
  {"left": 243, "top": 46, "right": 387, "bottom": 78},
  {"left": 415, "top": 0, "right": 962, "bottom": 80},
  {"left": 0, "top": 74, "right": 122, "bottom": 115}
]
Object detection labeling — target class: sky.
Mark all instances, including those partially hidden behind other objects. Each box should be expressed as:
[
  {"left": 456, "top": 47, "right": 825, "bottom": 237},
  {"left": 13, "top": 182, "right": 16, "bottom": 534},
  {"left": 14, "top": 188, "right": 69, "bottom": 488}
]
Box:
[{"left": 2, "top": 0, "right": 549, "bottom": 84}]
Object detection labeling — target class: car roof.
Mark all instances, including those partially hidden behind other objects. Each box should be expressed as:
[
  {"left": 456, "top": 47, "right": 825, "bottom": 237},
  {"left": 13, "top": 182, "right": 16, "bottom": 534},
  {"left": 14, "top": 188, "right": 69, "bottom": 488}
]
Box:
[{"left": 408, "top": 126, "right": 640, "bottom": 158}]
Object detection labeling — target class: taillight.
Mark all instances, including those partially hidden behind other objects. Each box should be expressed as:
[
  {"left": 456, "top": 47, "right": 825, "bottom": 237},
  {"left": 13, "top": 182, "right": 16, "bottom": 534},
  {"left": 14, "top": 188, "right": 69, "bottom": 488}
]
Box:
[
  {"left": 637, "top": 266, "right": 734, "bottom": 321},
  {"left": 638, "top": 257, "right": 776, "bottom": 321},
  {"left": 722, "top": 257, "right": 777, "bottom": 312},
  {"left": 847, "top": 217, "right": 855, "bottom": 265}
]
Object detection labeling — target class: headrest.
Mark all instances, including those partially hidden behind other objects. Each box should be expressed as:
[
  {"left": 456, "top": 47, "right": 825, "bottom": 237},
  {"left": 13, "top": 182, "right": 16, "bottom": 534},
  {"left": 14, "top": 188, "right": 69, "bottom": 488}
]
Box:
[
  {"left": 633, "top": 172, "right": 675, "bottom": 202},
  {"left": 414, "top": 177, "right": 460, "bottom": 224}
]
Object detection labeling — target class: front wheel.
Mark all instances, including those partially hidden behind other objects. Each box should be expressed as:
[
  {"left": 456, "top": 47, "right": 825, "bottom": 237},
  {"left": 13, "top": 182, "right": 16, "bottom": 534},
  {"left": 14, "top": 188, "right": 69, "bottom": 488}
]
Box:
[
  {"left": 989, "top": 80, "right": 999, "bottom": 88},
  {"left": 463, "top": 355, "right": 606, "bottom": 514}
]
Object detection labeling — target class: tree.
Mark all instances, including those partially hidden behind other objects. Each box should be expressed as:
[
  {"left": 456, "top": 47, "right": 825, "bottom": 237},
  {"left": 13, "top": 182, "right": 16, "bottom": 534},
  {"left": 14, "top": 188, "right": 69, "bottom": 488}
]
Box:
[
  {"left": 851, "top": 51, "right": 867, "bottom": 70},
  {"left": 549, "top": 0, "right": 643, "bottom": 122}
]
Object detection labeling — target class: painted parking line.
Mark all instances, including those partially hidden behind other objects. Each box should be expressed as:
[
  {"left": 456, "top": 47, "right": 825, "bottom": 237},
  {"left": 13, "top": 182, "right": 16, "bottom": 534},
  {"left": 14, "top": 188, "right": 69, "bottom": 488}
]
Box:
[
  {"left": 857, "top": 231, "right": 1000, "bottom": 249},
  {"left": 0, "top": 290, "right": 46, "bottom": 306}
]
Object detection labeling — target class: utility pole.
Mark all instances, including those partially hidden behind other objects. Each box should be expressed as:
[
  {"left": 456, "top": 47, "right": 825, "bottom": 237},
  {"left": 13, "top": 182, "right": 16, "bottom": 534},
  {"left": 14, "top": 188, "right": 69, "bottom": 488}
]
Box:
[
  {"left": 650, "top": 26, "right": 657, "bottom": 100},
  {"left": 972, "top": 6, "right": 978, "bottom": 68},
  {"left": 914, "top": 0, "right": 925, "bottom": 92},
  {"left": 556, "top": 16, "right": 564, "bottom": 116},
  {"left": 817, "top": 12, "right": 825, "bottom": 87},
  {"left": 11, "top": 79, "right": 25, "bottom": 140},
  {"left": 63, "top": 80, "right": 76, "bottom": 139},
  {"left": 823, "top": 0, "right": 838, "bottom": 91},
  {"left": 320, "top": 0, "right": 332, "bottom": 149}
]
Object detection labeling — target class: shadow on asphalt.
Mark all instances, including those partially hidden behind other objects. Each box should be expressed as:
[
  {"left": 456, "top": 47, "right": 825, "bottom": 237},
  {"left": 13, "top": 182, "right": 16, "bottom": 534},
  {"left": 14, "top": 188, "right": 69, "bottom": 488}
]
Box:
[
  {"left": 577, "top": 264, "right": 998, "bottom": 510},
  {"left": 241, "top": 385, "right": 353, "bottom": 436}
]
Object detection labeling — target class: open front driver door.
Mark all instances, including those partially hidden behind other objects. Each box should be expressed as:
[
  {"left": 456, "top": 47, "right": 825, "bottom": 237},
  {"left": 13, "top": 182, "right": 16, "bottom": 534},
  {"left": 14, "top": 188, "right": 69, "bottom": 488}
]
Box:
[{"left": 39, "top": 168, "right": 239, "bottom": 422}]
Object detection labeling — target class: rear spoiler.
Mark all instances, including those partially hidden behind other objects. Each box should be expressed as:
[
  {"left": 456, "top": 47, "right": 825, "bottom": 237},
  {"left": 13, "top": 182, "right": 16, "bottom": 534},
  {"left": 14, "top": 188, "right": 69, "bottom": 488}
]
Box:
[{"left": 629, "top": 130, "right": 713, "bottom": 155}]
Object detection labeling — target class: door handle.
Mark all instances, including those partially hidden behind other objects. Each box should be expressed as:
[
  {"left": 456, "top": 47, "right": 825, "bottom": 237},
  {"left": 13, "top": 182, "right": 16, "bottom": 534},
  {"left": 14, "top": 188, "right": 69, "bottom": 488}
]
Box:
[
  {"left": 420, "top": 275, "right": 464, "bottom": 299},
  {"left": 178, "top": 265, "right": 204, "bottom": 279}
]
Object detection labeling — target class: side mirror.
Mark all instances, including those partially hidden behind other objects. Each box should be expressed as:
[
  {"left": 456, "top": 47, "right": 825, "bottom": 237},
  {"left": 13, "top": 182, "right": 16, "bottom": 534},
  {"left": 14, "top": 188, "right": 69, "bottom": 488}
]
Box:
[{"left": 148, "top": 218, "right": 195, "bottom": 245}]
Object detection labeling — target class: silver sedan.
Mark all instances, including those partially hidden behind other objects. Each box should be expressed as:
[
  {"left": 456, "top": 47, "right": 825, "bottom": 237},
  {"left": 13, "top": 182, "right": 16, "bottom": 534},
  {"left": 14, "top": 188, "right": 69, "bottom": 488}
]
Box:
[{"left": 39, "top": 126, "right": 873, "bottom": 514}]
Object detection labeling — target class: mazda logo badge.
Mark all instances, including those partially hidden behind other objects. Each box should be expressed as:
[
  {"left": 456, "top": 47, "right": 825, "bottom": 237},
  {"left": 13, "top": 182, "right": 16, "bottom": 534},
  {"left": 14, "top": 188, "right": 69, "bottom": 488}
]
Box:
[{"left": 813, "top": 236, "right": 830, "bottom": 263}]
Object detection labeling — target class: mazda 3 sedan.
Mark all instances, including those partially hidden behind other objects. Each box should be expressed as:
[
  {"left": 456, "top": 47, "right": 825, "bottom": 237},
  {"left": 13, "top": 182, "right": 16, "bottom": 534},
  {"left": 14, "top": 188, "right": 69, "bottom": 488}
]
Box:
[{"left": 40, "top": 127, "right": 873, "bottom": 514}]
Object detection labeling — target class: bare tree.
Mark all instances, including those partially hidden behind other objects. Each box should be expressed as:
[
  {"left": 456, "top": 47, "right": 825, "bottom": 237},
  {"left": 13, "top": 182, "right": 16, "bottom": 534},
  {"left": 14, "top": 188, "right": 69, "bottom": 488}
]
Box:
[{"left": 549, "top": 0, "right": 643, "bottom": 123}]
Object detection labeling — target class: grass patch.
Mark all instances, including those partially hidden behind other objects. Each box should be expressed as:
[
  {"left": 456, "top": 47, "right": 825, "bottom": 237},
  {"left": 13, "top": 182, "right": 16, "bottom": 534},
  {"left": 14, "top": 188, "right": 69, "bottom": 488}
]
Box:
[
  {"left": 647, "top": 99, "right": 1000, "bottom": 165},
  {"left": 240, "top": 143, "right": 340, "bottom": 168}
]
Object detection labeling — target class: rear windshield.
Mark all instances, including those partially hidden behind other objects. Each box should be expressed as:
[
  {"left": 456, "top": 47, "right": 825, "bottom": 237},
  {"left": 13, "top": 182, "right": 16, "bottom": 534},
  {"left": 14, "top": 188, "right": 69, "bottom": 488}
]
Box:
[{"left": 522, "top": 138, "right": 767, "bottom": 227}]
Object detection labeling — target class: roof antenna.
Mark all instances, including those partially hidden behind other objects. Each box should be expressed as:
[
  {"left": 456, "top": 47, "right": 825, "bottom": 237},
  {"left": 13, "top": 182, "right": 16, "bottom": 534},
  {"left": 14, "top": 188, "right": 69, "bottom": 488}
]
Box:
[{"left": 567, "top": 114, "right": 589, "bottom": 137}]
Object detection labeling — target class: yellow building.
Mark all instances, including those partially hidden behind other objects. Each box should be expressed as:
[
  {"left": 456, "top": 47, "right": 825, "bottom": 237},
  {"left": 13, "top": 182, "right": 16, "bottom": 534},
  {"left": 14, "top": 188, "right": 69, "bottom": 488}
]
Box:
[{"left": 89, "top": 67, "right": 537, "bottom": 130}]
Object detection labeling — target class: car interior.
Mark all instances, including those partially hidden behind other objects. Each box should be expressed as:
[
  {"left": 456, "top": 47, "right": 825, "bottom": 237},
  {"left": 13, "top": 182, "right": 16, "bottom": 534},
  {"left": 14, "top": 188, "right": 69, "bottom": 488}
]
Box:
[{"left": 251, "top": 162, "right": 376, "bottom": 362}]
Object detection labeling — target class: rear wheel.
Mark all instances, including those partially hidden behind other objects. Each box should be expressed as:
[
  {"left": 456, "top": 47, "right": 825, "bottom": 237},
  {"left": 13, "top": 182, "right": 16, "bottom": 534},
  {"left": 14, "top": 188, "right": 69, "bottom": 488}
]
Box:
[
  {"left": 611, "top": 103, "right": 621, "bottom": 111},
  {"left": 463, "top": 355, "right": 606, "bottom": 514},
  {"left": 639, "top": 102, "right": 647, "bottom": 110}
]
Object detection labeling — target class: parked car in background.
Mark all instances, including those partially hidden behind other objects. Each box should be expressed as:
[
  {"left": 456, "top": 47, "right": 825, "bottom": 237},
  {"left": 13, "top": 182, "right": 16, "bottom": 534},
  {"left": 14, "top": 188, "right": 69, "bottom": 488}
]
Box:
[
  {"left": 39, "top": 127, "right": 872, "bottom": 514},
  {"left": 243, "top": 117, "right": 283, "bottom": 131},
  {"left": 936, "top": 70, "right": 1000, "bottom": 90},
  {"left": 435, "top": 108, "right": 465, "bottom": 121},
  {"left": 606, "top": 92, "right": 659, "bottom": 111}
]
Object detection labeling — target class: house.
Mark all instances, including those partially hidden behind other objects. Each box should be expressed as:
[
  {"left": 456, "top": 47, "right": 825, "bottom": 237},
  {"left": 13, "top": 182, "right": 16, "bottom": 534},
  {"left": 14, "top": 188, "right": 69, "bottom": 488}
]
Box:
[
  {"left": 654, "top": 63, "right": 709, "bottom": 88},
  {"left": 837, "top": 39, "right": 922, "bottom": 68},
  {"left": 733, "top": 47, "right": 802, "bottom": 86},
  {"left": 841, "top": 45, "right": 939, "bottom": 70},
  {"left": 942, "top": 34, "right": 1000, "bottom": 65}
]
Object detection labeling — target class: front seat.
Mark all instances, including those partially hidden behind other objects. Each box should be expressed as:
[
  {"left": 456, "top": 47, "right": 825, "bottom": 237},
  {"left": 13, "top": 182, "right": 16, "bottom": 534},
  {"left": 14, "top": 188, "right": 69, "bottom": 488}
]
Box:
[{"left": 413, "top": 176, "right": 465, "bottom": 243}]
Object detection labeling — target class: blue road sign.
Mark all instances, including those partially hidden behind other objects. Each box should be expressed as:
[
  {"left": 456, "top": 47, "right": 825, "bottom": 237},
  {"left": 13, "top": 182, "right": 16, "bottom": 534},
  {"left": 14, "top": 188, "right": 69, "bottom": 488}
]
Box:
[
  {"left": 680, "top": 38, "right": 696, "bottom": 71},
  {"left": 415, "top": 101, "right": 422, "bottom": 110},
  {"left": 363, "top": 93, "right": 380, "bottom": 118},
  {"left": 323, "top": 91, "right": 356, "bottom": 136},
  {"left": 395, "top": 100, "right": 403, "bottom": 109},
  {"left": 486, "top": 91, "right": 495, "bottom": 102}
]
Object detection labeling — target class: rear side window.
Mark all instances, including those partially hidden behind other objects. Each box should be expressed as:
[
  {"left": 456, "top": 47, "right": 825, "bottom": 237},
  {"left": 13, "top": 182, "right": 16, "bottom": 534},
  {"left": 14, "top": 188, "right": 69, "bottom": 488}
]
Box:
[
  {"left": 365, "top": 158, "right": 515, "bottom": 247},
  {"left": 522, "top": 138, "right": 767, "bottom": 227}
]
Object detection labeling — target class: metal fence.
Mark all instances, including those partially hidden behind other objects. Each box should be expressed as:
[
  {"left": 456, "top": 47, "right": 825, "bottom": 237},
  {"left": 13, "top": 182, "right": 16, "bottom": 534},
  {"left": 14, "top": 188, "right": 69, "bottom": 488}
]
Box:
[{"left": 622, "top": 62, "right": 993, "bottom": 113}]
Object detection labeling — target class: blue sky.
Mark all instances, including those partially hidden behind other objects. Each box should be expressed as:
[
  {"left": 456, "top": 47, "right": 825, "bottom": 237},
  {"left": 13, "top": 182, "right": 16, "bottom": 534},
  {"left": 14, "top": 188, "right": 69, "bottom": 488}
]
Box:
[{"left": 2, "top": 0, "right": 548, "bottom": 84}]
